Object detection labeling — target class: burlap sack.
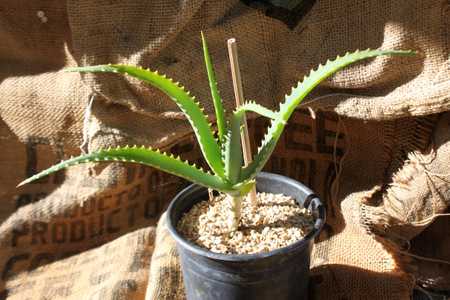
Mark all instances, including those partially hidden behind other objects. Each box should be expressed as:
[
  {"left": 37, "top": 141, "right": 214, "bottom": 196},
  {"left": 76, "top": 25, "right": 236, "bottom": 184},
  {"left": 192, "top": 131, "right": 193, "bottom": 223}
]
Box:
[
  {"left": 145, "top": 112, "right": 442, "bottom": 300},
  {"left": 1, "top": 0, "right": 450, "bottom": 299}
]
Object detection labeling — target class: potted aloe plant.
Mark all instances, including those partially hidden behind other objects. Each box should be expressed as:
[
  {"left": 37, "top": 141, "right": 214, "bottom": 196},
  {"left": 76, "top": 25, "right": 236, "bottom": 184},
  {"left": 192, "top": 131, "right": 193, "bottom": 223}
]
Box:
[{"left": 19, "top": 33, "right": 414, "bottom": 300}]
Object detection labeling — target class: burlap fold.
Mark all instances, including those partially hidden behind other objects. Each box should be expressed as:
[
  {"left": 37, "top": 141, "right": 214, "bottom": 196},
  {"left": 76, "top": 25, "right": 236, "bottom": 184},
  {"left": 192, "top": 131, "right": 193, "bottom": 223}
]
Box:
[{"left": 1, "top": 0, "right": 449, "bottom": 299}]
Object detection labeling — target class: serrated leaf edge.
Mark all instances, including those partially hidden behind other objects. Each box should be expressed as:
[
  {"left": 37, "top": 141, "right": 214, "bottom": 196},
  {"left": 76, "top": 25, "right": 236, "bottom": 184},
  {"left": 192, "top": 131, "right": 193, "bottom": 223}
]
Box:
[
  {"left": 240, "top": 49, "right": 415, "bottom": 181},
  {"left": 66, "top": 64, "right": 225, "bottom": 179},
  {"left": 18, "top": 146, "right": 234, "bottom": 193}
]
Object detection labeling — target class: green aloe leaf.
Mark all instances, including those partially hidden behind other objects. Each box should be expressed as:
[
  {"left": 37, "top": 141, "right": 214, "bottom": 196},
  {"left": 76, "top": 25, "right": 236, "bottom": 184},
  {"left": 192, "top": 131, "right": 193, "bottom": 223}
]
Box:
[
  {"left": 235, "top": 101, "right": 278, "bottom": 119},
  {"left": 240, "top": 49, "right": 415, "bottom": 181},
  {"left": 66, "top": 64, "right": 225, "bottom": 179},
  {"left": 222, "top": 115, "right": 243, "bottom": 184},
  {"left": 222, "top": 101, "right": 277, "bottom": 183},
  {"left": 201, "top": 31, "right": 227, "bottom": 144},
  {"left": 18, "top": 146, "right": 234, "bottom": 193}
]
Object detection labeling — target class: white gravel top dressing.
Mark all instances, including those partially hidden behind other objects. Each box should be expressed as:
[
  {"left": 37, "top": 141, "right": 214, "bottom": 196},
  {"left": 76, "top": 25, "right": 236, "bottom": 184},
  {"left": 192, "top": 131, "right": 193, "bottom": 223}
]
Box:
[{"left": 177, "top": 192, "right": 314, "bottom": 254}]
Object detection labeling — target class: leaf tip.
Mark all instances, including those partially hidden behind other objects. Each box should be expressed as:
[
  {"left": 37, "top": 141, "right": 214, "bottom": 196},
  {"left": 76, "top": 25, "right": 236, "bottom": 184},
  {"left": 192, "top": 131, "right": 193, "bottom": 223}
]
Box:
[{"left": 16, "top": 180, "right": 28, "bottom": 188}]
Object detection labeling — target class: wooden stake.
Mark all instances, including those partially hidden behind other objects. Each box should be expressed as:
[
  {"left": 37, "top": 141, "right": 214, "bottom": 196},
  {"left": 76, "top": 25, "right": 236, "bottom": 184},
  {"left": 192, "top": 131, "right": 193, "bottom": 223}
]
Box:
[{"left": 227, "top": 38, "right": 257, "bottom": 206}]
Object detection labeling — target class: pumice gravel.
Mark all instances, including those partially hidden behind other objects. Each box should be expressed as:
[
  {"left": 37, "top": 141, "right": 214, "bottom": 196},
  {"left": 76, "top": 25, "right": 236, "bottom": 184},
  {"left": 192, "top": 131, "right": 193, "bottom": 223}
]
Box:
[{"left": 177, "top": 192, "right": 314, "bottom": 254}]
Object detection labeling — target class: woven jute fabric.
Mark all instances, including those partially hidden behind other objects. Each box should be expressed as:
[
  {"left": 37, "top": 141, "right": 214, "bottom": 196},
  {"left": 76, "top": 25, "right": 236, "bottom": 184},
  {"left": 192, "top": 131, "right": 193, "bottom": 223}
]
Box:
[{"left": 1, "top": 0, "right": 450, "bottom": 299}]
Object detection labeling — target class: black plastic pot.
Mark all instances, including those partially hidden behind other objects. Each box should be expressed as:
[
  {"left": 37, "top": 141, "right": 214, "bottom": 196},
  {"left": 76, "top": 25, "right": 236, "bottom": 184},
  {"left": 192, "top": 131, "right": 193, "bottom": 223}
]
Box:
[{"left": 167, "top": 172, "right": 325, "bottom": 300}]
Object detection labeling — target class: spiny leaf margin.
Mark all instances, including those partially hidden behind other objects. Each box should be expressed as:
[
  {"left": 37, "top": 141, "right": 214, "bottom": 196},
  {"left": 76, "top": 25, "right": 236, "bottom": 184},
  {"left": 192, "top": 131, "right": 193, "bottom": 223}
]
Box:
[
  {"left": 235, "top": 101, "right": 278, "bottom": 119},
  {"left": 240, "top": 49, "right": 415, "bottom": 181},
  {"left": 18, "top": 146, "right": 234, "bottom": 193},
  {"left": 66, "top": 64, "right": 225, "bottom": 179}
]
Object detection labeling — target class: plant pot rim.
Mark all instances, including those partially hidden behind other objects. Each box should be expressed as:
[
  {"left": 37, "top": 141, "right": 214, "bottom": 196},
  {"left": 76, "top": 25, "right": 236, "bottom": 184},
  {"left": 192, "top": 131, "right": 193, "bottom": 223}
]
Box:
[{"left": 166, "top": 171, "right": 325, "bottom": 262}]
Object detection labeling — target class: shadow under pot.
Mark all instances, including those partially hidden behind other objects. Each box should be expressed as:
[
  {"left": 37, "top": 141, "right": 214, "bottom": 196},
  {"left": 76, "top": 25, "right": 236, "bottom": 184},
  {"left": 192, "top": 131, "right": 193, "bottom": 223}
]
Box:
[{"left": 167, "top": 172, "right": 326, "bottom": 300}]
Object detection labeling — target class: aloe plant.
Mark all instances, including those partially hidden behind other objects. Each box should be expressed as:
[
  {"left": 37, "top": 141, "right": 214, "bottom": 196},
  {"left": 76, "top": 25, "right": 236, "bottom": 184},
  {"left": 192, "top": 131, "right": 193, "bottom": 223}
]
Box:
[{"left": 18, "top": 33, "right": 414, "bottom": 230}]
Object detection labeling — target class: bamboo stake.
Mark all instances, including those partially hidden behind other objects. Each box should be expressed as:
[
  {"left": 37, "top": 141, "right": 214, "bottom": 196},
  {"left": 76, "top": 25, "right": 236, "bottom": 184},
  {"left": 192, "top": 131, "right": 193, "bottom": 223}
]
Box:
[{"left": 227, "top": 38, "right": 257, "bottom": 207}]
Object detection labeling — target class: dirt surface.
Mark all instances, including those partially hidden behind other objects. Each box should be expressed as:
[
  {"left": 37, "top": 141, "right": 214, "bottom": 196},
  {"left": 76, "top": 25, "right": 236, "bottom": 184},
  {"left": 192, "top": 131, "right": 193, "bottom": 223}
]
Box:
[{"left": 177, "top": 192, "right": 314, "bottom": 254}]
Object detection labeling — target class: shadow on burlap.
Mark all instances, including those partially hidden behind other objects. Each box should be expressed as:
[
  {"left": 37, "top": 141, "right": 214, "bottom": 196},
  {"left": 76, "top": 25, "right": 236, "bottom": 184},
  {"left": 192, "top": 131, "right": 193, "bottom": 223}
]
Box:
[{"left": 0, "top": 0, "right": 450, "bottom": 299}]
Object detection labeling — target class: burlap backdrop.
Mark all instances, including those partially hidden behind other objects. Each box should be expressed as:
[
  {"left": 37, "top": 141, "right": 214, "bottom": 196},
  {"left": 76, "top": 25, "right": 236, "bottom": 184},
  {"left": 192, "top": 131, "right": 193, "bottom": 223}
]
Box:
[{"left": 0, "top": 0, "right": 449, "bottom": 299}]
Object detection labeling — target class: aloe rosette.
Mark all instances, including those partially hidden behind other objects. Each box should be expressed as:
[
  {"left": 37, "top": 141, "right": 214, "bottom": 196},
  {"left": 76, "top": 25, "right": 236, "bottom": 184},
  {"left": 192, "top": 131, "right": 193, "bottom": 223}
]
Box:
[{"left": 18, "top": 33, "right": 414, "bottom": 230}]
